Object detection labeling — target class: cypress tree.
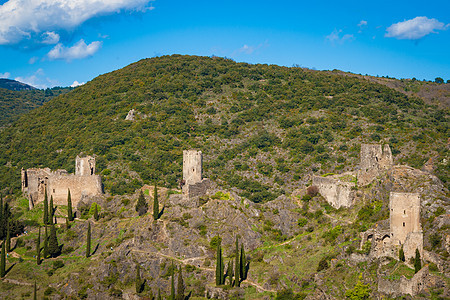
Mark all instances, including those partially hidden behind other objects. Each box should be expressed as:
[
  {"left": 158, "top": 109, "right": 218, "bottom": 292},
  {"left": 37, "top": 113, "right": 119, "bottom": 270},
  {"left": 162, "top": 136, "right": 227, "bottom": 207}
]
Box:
[
  {"left": 170, "top": 263, "right": 175, "bottom": 300},
  {"left": 33, "top": 281, "right": 37, "bottom": 300},
  {"left": 135, "top": 263, "right": 141, "bottom": 293},
  {"left": 215, "top": 239, "right": 222, "bottom": 286},
  {"left": 157, "top": 289, "right": 162, "bottom": 300},
  {"left": 0, "top": 196, "right": 3, "bottom": 237},
  {"left": 240, "top": 243, "right": 247, "bottom": 280},
  {"left": 153, "top": 182, "right": 159, "bottom": 221},
  {"left": 67, "top": 189, "right": 73, "bottom": 221},
  {"left": 399, "top": 246, "right": 405, "bottom": 262},
  {"left": 227, "top": 260, "right": 234, "bottom": 287},
  {"left": 93, "top": 204, "right": 99, "bottom": 221},
  {"left": 48, "top": 225, "right": 59, "bottom": 258},
  {"left": 414, "top": 248, "right": 421, "bottom": 273},
  {"left": 176, "top": 266, "right": 184, "bottom": 300},
  {"left": 49, "top": 195, "right": 54, "bottom": 225},
  {"left": 86, "top": 222, "right": 91, "bottom": 258},
  {"left": 36, "top": 227, "right": 41, "bottom": 265},
  {"left": 235, "top": 236, "right": 240, "bottom": 286},
  {"left": 43, "top": 226, "right": 48, "bottom": 259},
  {"left": 1, "top": 241, "right": 5, "bottom": 277},
  {"left": 65, "top": 218, "right": 70, "bottom": 230},
  {"left": 5, "top": 221, "right": 10, "bottom": 253},
  {"left": 43, "top": 188, "right": 48, "bottom": 225}
]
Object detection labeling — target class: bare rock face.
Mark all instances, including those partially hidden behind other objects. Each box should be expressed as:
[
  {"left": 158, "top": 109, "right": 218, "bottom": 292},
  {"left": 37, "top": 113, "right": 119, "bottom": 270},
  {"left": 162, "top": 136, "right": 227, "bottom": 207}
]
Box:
[{"left": 125, "top": 109, "right": 137, "bottom": 121}]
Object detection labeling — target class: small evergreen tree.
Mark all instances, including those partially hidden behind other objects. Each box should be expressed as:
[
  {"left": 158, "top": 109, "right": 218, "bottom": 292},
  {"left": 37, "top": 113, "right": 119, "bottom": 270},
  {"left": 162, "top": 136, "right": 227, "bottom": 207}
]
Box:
[
  {"left": 227, "top": 260, "right": 233, "bottom": 287},
  {"left": 176, "top": 266, "right": 184, "bottom": 300},
  {"left": 36, "top": 227, "right": 41, "bottom": 265},
  {"left": 157, "top": 289, "right": 162, "bottom": 300},
  {"left": 5, "top": 221, "right": 10, "bottom": 253},
  {"left": 1, "top": 241, "right": 5, "bottom": 277},
  {"left": 135, "top": 263, "right": 141, "bottom": 293},
  {"left": 235, "top": 236, "right": 240, "bottom": 286},
  {"left": 153, "top": 183, "right": 159, "bottom": 220},
  {"left": 48, "top": 225, "right": 59, "bottom": 258},
  {"left": 136, "top": 190, "right": 148, "bottom": 216},
  {"left": 240, "top": 242, "right": 247, "bottom": 280},
  {"left": 0, "top": 196, "right": 3, "bottom": 237},
  {"left": 399, "top": 246, "right": 405, "bottom": 262},
  {"left": 345, "top": 274, "right": 371, "bottom": 299},
  {"left": 49, "top": 195, "right": 54, "bottom": 225},
  {"left": 414, "top": 248, "right": 421, "bottom": 273},
  {"left": 43, "top": 226, "right": 48, "bottom": 258},
  {"left": 43, "top": 188, "right": 48, "bottom": 225},
  {"left": 215, "top": 239, "right": 223, "bottom": 286},
  {"left": 170, "top": 262, "right": 175, "bottom": 300},
  {"left": 93, "top": 204, "right": 99, "bottom": 221},
  {"left": 67, "top": 189, "right": 73, "bottom": 221},
  {"left": 86, "top": 222, "right": 91, "bottom": 258},
  {"left": 33, "top": 281, "right": 37, "bottom": 300}
]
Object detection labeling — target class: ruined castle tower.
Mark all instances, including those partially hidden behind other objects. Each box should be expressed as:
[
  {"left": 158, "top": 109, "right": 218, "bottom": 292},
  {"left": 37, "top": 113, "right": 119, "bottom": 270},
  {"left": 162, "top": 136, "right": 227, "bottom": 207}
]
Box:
[
  {"left": 76, "top": 155, "right": 96, "bottom": 176},
  {"left": 390, "top": 192, "right": 423, "bottom": 258},
  {"left": 182, "top": 150, "right": 210, "bottom": 204},
  {"left": 358, "top": 144, "right": 393, "bottom": 186},
  {"left": 183, "top": 150, "right": 203, "bottom": 185}
]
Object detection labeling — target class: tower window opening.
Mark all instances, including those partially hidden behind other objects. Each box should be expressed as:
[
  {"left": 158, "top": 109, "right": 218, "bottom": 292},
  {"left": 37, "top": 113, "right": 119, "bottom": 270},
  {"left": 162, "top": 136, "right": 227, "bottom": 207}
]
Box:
[{"left": 403, "top": 222, "right": 405, "bottom": 227}]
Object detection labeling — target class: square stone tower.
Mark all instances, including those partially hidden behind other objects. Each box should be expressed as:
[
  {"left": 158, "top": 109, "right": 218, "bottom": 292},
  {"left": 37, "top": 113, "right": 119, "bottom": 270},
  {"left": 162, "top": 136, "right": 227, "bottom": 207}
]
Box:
[
  {"left": 76, "top": 155, "right": 96, "bottom": 176},
  {"left": 183, "top": 150, "right": 203, "bottom": 185},
  {"left": 358, "top": 144, "right": 393, "bottom": 186}
]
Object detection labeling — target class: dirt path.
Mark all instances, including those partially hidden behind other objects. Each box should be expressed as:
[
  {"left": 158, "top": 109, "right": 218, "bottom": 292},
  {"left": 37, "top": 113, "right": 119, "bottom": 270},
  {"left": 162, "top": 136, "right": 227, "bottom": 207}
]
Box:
[
  {"left": 2, "top": 278, "right": 33, "bottom": 286},
  {"left": 323, "top": 212, "right": 353, "bottom": 225},
  {"left": 242, "top": 279, "right": 275, "bottom": 293}
]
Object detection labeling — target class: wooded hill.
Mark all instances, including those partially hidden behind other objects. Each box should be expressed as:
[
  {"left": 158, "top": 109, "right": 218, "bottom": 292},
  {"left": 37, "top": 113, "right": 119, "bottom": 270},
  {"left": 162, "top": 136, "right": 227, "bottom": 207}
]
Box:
[{"left": 0, "top": 55, "right": 448, "bottom": 200}]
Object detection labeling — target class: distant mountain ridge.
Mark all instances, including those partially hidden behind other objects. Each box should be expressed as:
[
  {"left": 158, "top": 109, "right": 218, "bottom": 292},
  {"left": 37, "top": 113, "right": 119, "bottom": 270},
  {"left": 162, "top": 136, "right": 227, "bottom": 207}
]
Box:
[{"left": 0, "top": 78, "right": 36, "bottom": 91}]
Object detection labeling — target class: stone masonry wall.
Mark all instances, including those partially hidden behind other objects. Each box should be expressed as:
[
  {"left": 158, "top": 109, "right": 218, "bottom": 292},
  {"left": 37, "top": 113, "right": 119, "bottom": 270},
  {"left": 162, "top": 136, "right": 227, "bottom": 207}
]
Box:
[
  {"left": 312, "top": 175, "right": 355, "bottom": 209},
  {"left": 183, "top": 150, "right": 202, "bottom": 186},
  {"left": 358, "top": 144, "right": 393, "bottom": 186}
]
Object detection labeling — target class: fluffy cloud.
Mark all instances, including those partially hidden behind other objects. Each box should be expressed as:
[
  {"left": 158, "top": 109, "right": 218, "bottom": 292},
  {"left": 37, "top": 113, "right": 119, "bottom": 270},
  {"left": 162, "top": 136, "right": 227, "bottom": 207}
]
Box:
[
  {"left": 48, "top": 39, "right": 102, "bottom": 61},
  {"left": 0, "top": 0, "right": 153, "bottom": 45},
  {"left": 358, "top": 20, "right": 368, "bottom": 27},
  {"left": 70, "top": 80, "right": 85, "bottom": 87},
  {"left": 41, "top": 31, "right": 60, "bottom": 44},
  {"left": 385, "top": 16, "right": 448, "bottom": 40},
  {"left": 0, "top": 72, "right": 11, "bottom": 78},
  {"left": 15, "top": 68, "right": 58, "bottom": 89},
  {"left": 326, "top": 29, "right": 354, "bottom": 44}
]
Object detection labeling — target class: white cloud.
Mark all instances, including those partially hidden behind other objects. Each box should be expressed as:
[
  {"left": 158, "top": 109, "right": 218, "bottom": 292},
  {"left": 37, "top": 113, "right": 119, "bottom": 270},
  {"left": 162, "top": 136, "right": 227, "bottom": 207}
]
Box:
[
  {"left": 70, "top": 80, "right": 85, "bottom": 87},
  {"left": 239, "top": 44, "right": 255, "bottom": 54},
  {"left": 48, "top": 39, "right": 102, "bottom": 61},
  {"left": 41, "top": 31, "right": 60, "bottom": 44},
  {"left": 28, "top": 56, "right": 38, "bottom": 64},
  {"left": 326, "top": 29, "right": 355, "bottom": 44},
  {"left": 0, "top": 72, "right": 11, "bottom": 78},
  {"left": 358, "top": 20, "right": 368, "bottom": 27},
  {"left": 15, "top": 68, "right": 59, "bottom": 88},
  {"left": 0, "top": 0, "right": 153, "bottom": 45},
  {"left": 385, "top": 16, "right": 448, "bottom": 40}
]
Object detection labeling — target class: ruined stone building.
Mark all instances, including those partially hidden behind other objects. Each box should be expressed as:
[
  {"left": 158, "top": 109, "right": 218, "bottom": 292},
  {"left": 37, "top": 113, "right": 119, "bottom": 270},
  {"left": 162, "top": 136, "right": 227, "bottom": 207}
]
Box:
[
  {"left": 182, "top": 150, "right": 210, "bottom": 201},
  {"left": 358, "top": 144, "right": 393, "bottom": 186},
  {"left": 312, "top": 174, "right": 355, "bottom": 209},
  {"left": 22, "top": 155, "right": 103, "bottom": 209}
]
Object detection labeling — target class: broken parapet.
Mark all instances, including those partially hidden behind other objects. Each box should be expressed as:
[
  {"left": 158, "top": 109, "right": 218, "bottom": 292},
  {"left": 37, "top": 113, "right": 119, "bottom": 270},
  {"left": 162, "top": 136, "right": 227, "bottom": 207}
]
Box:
[
  {"left": 358, "top": 144, "right": 393, "bottom": 186},
  {"left": 312, "top": 174, "right": 356, "bottom": 209}
]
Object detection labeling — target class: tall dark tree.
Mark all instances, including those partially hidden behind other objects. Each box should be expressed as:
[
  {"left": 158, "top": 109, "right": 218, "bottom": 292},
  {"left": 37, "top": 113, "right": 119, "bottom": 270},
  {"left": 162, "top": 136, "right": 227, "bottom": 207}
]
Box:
[
  {"left": 43, "top": 226, "right": 48, "bottom": 258},
  {"left": 176, "top": 266, "right": 184, "bottom": 300},
  {"left": 153, "top": 183, "right": 159, "bottom": 220},
  {"left": 33, "top": 281, "right": 37, "bottom": 300},
  {"left": 414, "top": 248, "right": 421, "bottom": 273},
  {"left": 399, "top": 246, "right": 405, "bottom": 262},
  {"left": 0, "top": 196, "right": 3, "bottom": 237},
  {"left": 136, "top": 190, "right": 148, "bottom": 216},
  {"left": 49, "top": 195, "right": 54, "bottom": 225},
  {"left": 36, "top": 227, "right": 41, "bottom": 265},
  {"left": 215, "top": 239, "right": 224, "bottom": 286},
  {"left": 1, "top": 241, "right": 5, "bottom": 277},
  {"left": 157, "top": 289, "right": 162, "bottom": 300},
  {"left": 86, "top": 222, "right": 91, "bottom": 258},
  {"left": 240, "top": 243, "right": 247, "bottom": 280},
  {"left": 170, "top": 262, "right": 175, "bottom": 300},
  {"left": 226, "top": 260, "right": 233, "bottom": 287},
  {"left": 48, "top": 225, "right": 59, "bottom": 258},
  {"left": 135, "top": 263, "right": 141, "bottom": 293},
  {"left": 5, "top": 221, "right": 10, "bottom": 253},
  {"left": 67, "top": 189, "right": 73, "bottom": 221},
  {"left": 235, "top": 236, "right": 240, "bottom": 287},
  {"left": 93, "top": 204, "right": 99, "bottom": 221},
  {"left": 43, "top": 188, "right": 48, "bottom": 225}
]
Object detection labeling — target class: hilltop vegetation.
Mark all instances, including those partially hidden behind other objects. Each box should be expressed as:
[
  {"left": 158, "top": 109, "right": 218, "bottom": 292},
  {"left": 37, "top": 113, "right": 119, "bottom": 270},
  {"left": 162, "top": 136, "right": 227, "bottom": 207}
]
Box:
[
  {"left": 0, "top": 55, "right": 448, "bottom": 200},
  {"left": 0, "top": 87, "right": 71, "bottom": 128}
]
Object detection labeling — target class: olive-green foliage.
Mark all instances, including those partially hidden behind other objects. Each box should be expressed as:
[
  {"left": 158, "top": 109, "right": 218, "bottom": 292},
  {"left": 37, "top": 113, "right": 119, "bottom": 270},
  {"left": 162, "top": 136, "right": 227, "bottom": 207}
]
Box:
[
  {"left": 0, "top": 55, "right": 447, "bottom": 200},
  {"left": 43, "top": 189, "right": 48, "bottom": 225},
  {"left": 276, "top": 288, "right": 305, "bottom": 300},
  {"left": 67, "top": 189, "right": 73, "bottom": 221},
  {"left": 176, "top": 266, "right": 184, "bottom": 300},
  {"left": 136, "top": 190, "right": 148, "bottom": 216},
  {"left": 345, "top": 274, "right": 371, "bottom": 299},
  {"left": 48, "top": 225, "right": 60, "bottom": 258},
  {"left": 153, "top": 183, "right": 159, "bottom": 220},
  {"left": 210, "top": 235, "right": 222, "bottom": 249},
  {"left": 86, "top": 222, "right": 91, "bottom": 258},
  {"left": 414, "top": 248, "right": 421, "bottom": 273},
  {"left": 399, "top": 246, "right": 405, "bottom": 262},
  {"left": 317, "top": 256, "right": 329, "bottom": 272},
  {"left": 0, "top": 241, "right": 5, "bottom": 277},
  {"left": 36, "top": 227, "right": 41, "bottom": 265}
]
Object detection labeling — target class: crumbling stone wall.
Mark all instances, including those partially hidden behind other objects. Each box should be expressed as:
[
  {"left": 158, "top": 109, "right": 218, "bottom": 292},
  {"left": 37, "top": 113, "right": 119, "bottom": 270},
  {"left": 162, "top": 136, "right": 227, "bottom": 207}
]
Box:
[
  {"left": 22, "top": 156, "right": 102, "bottom": 209},
  {"left": 312, "top": 175, "right": 355, "bottom": 209},
  {"left": 358, "top": 144, "right": 393, "bottom": 186},
  {"left": 378, "top": 265, "right": 429, "bottom": 297}
]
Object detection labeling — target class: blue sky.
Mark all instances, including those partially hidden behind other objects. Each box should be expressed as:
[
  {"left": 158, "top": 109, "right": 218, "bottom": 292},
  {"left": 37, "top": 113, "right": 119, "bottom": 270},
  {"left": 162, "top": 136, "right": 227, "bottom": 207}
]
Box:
[{"left": 0, "top": 0, "right": 449, "bottom": 88}]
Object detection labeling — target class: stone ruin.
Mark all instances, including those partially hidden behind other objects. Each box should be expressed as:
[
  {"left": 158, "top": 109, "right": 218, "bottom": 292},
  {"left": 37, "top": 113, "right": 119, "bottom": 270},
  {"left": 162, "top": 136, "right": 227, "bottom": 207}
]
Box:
[
  {"left": 312, "top": 173, "right": 355, "bottom": 209},
  {"left": 21, "top": 155, "right": 103, "bottom": 209},
  {"left": 357, "top": 143, "right": 393, "bottom": 186},
  {"left": 360, "top": 192, "right": 423, "bottom": 260},
  {"left": 182, "top": 150, "right": 210, "bottom": 201}
]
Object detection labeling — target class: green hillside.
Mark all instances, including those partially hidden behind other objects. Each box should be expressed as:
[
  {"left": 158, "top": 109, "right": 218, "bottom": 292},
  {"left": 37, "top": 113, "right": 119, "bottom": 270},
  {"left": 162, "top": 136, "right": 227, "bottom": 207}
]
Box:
[
  {"left": 0, "top": 87, "right": 71, "bottom": 128},
  {"left": 0, "top": 55, "right": 447, "bottom": 198}
]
